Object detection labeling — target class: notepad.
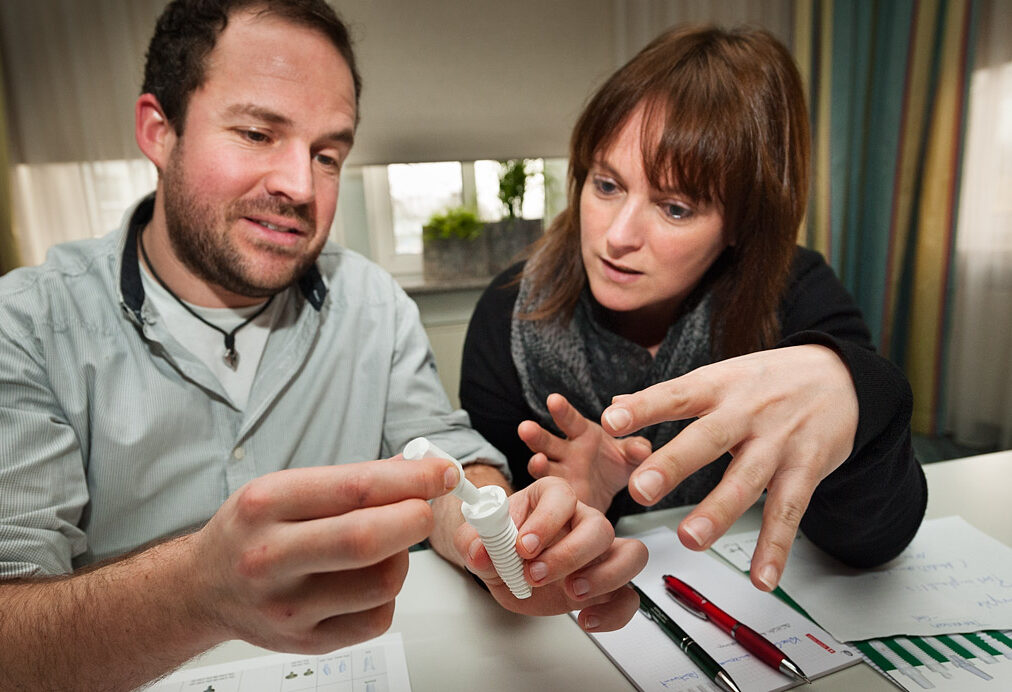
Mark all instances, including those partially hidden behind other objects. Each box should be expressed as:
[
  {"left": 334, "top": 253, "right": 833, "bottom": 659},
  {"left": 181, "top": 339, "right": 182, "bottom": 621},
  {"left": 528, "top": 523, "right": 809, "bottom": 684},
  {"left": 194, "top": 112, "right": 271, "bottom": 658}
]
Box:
[{"left": 577, "top": 528, "right": 859, "bottom": 692}]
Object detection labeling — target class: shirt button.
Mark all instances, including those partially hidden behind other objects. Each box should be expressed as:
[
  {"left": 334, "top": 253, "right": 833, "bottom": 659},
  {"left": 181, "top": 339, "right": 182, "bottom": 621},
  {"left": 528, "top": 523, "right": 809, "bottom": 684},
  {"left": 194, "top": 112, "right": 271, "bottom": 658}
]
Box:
[{"left": 233, "top": 446, "right": 245, "bottom": 460}]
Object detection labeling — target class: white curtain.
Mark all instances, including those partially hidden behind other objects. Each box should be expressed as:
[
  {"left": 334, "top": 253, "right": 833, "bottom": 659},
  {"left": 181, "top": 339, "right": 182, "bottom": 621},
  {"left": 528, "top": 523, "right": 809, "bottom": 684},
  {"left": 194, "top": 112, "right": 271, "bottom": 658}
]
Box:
[
  {"left": 1, "top": 0, "right": 166, "bottom": 266},
  {"left": 945, "top": 0, "right": 1012, "bottom": 449},
  {"left": 12, "top": 160, "right": 157, "bottom": 266},
  {"left": 612, "top": 0, "right": 794, "bottom": 65}
]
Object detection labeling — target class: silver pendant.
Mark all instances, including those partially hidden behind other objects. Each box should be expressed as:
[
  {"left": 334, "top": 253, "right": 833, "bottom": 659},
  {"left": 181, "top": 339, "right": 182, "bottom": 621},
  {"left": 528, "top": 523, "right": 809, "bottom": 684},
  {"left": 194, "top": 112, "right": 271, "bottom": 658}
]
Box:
[{"left": 224, "top": 348, "right": 239, "bottom": 370}]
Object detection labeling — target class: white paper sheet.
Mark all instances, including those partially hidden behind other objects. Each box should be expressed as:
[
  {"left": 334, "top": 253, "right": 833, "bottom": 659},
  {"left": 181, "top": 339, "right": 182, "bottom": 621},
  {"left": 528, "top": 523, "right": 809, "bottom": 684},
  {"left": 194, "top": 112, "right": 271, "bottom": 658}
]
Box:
[
  {"left": 582, "top": 528, "right": 858, "bottom": 692},
  {"left": 712, "top": 516, "right": 1012, "bottom": 641},
  {"left": 143, "top": 632, "right": 411, "bottom": 691}
]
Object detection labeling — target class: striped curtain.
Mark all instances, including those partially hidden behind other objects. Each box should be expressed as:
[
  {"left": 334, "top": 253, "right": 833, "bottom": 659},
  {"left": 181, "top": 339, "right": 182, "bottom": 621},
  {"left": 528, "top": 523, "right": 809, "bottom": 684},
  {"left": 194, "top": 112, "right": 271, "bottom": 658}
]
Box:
[
  {"left": 0, "top": 48, "right": 19, "bottom": 275},
  {"left": 797, "top": 0, "right": 977, "bottom": 434}
]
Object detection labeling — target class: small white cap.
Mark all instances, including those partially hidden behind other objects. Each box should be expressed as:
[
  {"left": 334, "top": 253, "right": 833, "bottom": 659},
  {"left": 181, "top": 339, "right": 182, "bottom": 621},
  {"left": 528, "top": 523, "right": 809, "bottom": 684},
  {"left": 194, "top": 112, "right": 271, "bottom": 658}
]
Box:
[
  {"left": 460, "top": 485, "right": 510, "bottom": 534},
  {"left": 403, "top": 436, "right": 481, "bottom": 504}
]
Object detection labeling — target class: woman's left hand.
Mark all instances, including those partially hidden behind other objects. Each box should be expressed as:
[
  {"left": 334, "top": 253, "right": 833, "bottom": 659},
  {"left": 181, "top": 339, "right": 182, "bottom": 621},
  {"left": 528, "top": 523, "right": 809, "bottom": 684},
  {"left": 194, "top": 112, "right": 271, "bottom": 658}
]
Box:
[
  {"left": 519, "top": 393, "right": 653, "bottom": 513},
  {"left": 600, "top": 344, "right": 859, "bottom": 591}
]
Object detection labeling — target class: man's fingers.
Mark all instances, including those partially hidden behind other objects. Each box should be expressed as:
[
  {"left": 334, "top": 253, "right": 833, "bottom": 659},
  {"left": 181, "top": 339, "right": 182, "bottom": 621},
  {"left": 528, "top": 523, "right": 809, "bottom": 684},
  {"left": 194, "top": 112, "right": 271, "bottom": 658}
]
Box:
[
  {"left": 546, "top": 392, "right": 591, "bottom": 439},
  {"left": 601, "top": 369, "right": 721, "bottom": 436},
  {"left": 300, "top": 601, "right": 398, "bottom": 655},
  {"left": 253, "top": 499, "right": 435, "bottom": 576},
  {"left": 280, "top": 552, "right": 409, "bottom": 628},
  {"left": 231, "top": 555, "right": 408, "bottom": 655},
  {"left": 234, "top": 458, "right": 457, "bottom": 522}
]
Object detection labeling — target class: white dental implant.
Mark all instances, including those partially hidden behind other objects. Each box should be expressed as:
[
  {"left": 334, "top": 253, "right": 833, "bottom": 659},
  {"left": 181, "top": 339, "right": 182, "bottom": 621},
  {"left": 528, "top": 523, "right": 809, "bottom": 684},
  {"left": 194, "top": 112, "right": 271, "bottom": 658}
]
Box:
[{"left": 403, "top": 437, "right": 532, "bottom": 599}]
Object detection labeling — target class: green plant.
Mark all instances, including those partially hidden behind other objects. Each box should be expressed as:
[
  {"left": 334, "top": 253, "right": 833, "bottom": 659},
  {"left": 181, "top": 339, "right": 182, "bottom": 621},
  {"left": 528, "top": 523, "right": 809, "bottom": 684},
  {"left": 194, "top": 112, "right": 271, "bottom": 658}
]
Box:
[
  {"left": 422, "top": 206, "right": 484, "bottom": 241},
  {"left": 498, "top": 159, "right": 531, "bottom": 220}
]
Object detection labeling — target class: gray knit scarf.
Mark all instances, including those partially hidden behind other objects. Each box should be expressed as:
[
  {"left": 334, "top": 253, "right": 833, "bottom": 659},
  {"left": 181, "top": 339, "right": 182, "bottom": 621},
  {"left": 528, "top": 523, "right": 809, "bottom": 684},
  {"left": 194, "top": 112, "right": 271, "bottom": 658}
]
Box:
[{"left": 510, "top": 273, "right": 731, "bottom": 517}]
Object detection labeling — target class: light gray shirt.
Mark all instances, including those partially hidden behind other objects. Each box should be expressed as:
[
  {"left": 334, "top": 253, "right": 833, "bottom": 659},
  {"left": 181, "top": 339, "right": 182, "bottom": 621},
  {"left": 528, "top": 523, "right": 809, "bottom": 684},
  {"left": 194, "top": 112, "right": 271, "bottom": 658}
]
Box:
[{"left": 0, "top": 195, "right": 506, "bottom": 577}]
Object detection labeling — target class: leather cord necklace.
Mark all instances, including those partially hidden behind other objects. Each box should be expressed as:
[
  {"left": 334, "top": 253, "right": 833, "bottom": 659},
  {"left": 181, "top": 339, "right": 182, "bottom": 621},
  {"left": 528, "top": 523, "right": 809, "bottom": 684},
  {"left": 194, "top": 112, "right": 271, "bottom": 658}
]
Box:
[{"left": 139, "top": 230, "right": 274, "bottom": 370}]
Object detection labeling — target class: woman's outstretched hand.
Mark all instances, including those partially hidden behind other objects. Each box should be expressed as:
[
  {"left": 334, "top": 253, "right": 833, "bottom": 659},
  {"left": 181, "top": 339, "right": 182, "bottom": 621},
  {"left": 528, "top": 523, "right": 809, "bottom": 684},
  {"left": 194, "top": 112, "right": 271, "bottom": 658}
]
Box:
[{"left": 601, "top": 344, "right": 859, "bottom": 591}]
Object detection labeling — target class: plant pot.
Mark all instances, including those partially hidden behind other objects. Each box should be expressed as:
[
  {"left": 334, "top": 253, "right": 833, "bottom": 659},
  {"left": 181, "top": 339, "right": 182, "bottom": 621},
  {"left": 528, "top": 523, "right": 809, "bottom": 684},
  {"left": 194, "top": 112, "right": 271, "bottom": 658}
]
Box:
[
  {"left": 485, "top": 218, "right": 543, "bottom": 275},
  {"left": 422, "top": 235, "right": 490, "bottom": 282}
]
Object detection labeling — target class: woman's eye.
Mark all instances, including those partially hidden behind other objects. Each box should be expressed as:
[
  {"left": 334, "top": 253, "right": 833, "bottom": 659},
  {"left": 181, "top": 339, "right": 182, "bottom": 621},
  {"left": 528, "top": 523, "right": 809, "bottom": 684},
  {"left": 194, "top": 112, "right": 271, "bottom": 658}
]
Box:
[
  {"left": 593, "top": 177, "right": 619, "bottom": 195},
  {"left": 662, "top": 202, "right": 693, "bottom": 220}
]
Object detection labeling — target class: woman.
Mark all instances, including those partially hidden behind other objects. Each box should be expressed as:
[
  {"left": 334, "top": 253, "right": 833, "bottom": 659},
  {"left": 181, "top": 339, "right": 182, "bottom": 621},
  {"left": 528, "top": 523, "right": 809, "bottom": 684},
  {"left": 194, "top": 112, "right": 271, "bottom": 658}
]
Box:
[{"left": 460, "top": 26, "right": 926, "bottom": 591}]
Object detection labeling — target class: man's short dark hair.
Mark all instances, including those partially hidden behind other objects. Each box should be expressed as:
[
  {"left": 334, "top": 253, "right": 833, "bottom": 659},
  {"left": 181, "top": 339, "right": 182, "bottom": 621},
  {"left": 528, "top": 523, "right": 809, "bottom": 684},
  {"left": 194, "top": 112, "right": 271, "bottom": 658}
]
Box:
[{"left": 142, "top": 0, "right": 362, "bottom": 132}]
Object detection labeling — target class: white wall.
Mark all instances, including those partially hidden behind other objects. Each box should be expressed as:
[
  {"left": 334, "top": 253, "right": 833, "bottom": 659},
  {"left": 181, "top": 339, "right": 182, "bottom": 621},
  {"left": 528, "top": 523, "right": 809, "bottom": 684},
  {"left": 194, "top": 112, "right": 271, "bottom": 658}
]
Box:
[
  {"left": 337, "top": 0, "right": 615, "bottom": 165},
  {"left": 0, "top": 0, "right": 616, "bottom": 167}
]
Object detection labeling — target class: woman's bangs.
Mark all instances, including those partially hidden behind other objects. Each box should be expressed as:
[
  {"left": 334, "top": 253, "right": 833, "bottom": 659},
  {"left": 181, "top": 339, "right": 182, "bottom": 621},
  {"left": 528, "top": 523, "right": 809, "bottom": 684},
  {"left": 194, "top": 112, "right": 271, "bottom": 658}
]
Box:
[{"left": 639, "top": 93, "right": 727, "bottom": 207}]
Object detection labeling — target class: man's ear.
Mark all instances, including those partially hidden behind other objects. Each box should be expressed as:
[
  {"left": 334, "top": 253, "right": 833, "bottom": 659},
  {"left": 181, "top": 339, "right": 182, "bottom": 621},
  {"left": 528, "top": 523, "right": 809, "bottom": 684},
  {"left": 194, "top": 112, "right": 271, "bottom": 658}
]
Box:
[{"left": 134, "top": 93, "right": 176, "bottom": 170}]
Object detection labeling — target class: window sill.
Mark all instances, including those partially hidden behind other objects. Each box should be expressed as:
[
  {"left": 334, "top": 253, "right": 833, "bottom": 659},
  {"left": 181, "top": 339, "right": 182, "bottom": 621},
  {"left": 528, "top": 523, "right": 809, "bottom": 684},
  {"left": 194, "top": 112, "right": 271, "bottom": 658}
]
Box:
[
  {"left": 398, "top": 272, "right": 494, "bottom": 297},
  {"left": 397, "top": 273, "right": 491, "bottom": 328}
]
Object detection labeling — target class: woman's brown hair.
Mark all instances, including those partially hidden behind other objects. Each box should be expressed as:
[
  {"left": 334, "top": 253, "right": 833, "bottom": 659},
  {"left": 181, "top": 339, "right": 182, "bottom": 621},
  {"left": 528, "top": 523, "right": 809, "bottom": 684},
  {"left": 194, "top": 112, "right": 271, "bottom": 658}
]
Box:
[{"left": 521, "top": 25, "right": 810, "bottom": 359}]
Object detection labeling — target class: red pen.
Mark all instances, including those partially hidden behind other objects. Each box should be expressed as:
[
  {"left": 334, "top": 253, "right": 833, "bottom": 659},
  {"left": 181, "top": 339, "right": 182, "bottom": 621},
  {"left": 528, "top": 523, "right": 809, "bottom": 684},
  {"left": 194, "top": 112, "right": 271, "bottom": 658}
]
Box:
[{"left": 663, "top": 574, "right": 811, "bottom": 684}]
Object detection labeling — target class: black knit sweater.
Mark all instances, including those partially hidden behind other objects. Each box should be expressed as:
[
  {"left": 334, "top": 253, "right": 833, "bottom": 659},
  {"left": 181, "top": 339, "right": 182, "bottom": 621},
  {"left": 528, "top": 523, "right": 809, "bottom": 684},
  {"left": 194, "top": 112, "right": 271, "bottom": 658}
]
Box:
[{"left": 460, "top": 246, "right": 927, "bottom": 568}]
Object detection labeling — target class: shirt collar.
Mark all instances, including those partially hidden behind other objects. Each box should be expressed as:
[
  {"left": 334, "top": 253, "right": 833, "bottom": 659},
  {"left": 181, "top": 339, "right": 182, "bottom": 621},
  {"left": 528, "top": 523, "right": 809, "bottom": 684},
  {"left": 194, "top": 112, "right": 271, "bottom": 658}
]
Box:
[{"left": 118, "top": 193, "right": 328, "bottom": 320}]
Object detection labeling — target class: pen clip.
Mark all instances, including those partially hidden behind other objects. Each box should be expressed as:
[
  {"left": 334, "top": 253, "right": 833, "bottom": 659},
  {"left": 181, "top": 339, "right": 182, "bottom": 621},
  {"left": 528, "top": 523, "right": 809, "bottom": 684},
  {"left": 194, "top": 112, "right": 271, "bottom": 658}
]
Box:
[{"left": 666, "top": 588, "right": 709, "bottom": 620}]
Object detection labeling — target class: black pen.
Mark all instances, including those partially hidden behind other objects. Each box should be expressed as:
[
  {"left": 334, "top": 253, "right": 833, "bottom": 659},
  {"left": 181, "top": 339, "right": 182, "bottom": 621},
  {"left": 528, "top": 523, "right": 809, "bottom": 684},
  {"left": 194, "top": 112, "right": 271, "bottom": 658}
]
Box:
[{"left": 630, "top": 582, "right": 743, "bottom": 692}]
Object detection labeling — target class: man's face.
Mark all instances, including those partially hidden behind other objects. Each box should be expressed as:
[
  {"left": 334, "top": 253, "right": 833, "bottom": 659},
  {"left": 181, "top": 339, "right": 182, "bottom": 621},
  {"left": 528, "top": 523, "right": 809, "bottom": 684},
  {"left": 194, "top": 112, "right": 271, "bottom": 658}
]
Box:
[{"left": 160, "top": 11, "right": 356, "bottom": 301}]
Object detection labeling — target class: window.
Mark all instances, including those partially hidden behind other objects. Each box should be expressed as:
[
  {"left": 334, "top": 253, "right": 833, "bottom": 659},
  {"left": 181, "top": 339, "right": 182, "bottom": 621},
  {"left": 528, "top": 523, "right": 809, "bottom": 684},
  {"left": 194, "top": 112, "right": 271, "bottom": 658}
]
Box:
[{"left": 361, "top": 158, "right": 565, "bottom": 278}]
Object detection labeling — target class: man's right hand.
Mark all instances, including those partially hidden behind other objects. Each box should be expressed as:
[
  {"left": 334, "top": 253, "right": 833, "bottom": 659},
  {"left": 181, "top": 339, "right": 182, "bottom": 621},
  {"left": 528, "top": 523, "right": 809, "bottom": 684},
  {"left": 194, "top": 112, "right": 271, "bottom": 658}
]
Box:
[
  {"left": 190, "top": 457, "right": 458, "bottom": 653},
  {"left": 0, "top": 457, "right": 458, "bottom": 692}
]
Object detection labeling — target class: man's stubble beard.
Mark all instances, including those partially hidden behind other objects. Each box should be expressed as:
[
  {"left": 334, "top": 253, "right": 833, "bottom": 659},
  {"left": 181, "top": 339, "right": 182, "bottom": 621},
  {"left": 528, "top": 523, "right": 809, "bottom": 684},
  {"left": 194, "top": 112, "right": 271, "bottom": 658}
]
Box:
[{"left": 161, "top": 144, "right": 321, "bottom": 299}]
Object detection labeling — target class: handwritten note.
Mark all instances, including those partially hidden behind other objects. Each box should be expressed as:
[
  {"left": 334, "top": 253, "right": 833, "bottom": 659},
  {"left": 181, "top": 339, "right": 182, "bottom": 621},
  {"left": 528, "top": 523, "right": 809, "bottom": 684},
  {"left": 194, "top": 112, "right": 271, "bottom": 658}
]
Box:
[
  {"left": 715, "top": 516, "right": 1012, "bottom": 642},
  {"left": 711, "top": 532, "right": 762, "bottom": 572}
]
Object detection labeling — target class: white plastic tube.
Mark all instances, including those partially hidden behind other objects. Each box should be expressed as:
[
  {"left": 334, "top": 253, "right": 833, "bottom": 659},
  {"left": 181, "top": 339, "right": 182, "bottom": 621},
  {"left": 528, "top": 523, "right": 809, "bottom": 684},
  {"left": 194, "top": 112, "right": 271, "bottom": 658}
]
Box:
[{"left": 403, "top": 437, "right": 532, "bottom": 599}]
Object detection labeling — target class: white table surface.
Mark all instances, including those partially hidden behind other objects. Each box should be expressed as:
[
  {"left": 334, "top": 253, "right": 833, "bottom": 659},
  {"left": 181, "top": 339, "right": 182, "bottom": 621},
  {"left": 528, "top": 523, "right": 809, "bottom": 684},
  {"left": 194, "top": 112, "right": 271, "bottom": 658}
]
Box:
[{"left": 184, "top": 450, "right": 1012, "bottom": 691}]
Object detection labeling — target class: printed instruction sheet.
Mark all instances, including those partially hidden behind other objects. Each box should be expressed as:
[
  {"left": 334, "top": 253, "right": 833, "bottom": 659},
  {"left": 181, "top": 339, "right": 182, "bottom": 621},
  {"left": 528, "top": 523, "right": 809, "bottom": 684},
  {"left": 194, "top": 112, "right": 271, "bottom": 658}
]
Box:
[{"left": 143, "top": 632, "right": 411, "bottom": 692}]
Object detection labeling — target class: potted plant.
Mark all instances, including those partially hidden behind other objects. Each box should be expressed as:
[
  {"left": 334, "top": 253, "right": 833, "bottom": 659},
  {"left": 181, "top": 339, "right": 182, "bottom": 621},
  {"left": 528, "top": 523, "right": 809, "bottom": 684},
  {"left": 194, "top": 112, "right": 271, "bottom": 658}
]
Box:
[
  {"left": 485, "top": 159, "right": 543, "bottom": 275},
  {"left": 421, "top": 206, "right": 489, "bottom": 281}
]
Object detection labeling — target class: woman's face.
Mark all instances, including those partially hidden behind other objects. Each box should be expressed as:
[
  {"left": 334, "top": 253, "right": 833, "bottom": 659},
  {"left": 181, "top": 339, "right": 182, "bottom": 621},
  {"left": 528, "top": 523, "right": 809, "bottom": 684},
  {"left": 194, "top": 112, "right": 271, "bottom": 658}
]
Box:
[{"left": 580, "top": 108, "right": 728, "bottom": 327}]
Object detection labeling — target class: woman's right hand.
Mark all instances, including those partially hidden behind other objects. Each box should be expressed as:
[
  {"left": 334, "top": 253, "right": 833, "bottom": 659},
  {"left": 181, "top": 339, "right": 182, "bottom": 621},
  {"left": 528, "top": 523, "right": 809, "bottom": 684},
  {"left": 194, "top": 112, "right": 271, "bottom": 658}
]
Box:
[{"left": 519, "top": 393, "right": 652, "bottom": 513}]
